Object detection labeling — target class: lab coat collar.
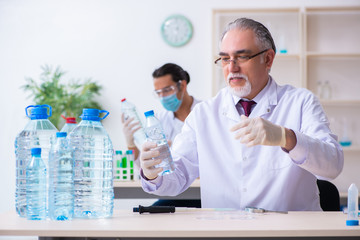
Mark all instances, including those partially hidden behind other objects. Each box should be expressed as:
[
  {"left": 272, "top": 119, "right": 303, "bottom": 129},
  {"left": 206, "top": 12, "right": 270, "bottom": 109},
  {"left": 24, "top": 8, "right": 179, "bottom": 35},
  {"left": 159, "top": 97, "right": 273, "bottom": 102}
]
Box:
[{"left": 222, "top": 76, "right": 278, "bottom": 122}]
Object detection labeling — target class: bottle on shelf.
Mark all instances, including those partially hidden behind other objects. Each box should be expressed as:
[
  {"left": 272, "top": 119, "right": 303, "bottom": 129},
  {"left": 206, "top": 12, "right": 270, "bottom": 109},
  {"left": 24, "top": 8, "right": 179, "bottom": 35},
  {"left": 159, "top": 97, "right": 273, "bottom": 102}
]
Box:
[
  {"left": 15, "top": 104, "right": 58, "bottom": 217},
  {"left": 339, "top": 117, "right": 352, "bottom": 147},
  {"left": 316, "top": 80, "right": 323, "bottom": 99},
  {"left": 114, "top": 150, "right": 122, "bottom": 180},
  {"left": 346, "top": 183, "right": 359, "bottom": 226},
  {"left": 60, "top": 115, "right": 77, "bottom": 134},
  {"left": 48, "top": 132, "right": 74, "bottom": 221},
  {"left": 68, "top": 108, "right": 114, "bottom": 218},
  {"left": 26, "top": 148, "right": 47, "bottom": 220},
  {"left": 121, "top": 98, "right": 147, "bottom": 149},
  {"left": 321, "top": 80, "right": 332, "bottom": 100},
  {"left": 144, "top": 110, "right": 175, "bottom": 176}
]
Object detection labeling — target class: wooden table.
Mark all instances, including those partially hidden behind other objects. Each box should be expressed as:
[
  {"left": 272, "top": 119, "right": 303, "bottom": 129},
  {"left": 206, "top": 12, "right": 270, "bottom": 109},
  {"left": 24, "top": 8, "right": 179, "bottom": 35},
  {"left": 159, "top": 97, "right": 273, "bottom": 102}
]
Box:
[{"left": 0, "top": 209, "right": 359, "bottom": 239}]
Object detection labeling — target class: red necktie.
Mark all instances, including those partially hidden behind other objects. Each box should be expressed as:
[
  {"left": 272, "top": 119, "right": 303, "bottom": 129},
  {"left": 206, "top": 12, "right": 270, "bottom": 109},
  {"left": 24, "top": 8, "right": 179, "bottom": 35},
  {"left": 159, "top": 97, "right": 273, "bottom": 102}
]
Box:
[{"left": 236, "top": 99, "right": 256, "bottom": 117}]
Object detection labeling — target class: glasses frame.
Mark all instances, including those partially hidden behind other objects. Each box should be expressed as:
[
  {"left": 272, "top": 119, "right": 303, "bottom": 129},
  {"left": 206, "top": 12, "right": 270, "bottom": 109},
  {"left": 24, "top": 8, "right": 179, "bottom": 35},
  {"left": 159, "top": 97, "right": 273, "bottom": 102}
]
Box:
[
  {"left": 153, "top": 81, "right": 181, "bottom": 98},
  {"left": 214, "top": 49, "right": 269, "bottom": 67}
]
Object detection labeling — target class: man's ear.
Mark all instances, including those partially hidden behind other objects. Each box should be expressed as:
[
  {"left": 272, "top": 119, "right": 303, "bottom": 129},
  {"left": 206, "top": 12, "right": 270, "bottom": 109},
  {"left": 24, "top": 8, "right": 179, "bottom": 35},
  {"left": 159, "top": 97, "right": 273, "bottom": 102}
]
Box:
[{"left": 265, "top": 49, "right": 275, "bottom": 71}]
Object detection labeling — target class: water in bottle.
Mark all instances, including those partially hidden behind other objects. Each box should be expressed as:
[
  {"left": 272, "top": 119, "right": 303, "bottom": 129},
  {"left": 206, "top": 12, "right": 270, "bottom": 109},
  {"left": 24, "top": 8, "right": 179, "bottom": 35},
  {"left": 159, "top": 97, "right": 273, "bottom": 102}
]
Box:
[
  {"left": 60, "top": 115, "right": 77, "bottom": 134},
  {"left": 68, "top": 108, "right": 114, "bottom": 218},
  {"left": 48, "top": 132, "right": 74, "bottom": 221},
  {"left": 121, "top": 98, "right": 147, "bottom": 149},
  {"left": 26, "top": 148, "right": 47, "bottom": 220},
  {"left": 15, "top": 104, "right": 58, "bottom": 217},
  {"left": 144, "top": 110, "right": 175, "bottom": 176}
]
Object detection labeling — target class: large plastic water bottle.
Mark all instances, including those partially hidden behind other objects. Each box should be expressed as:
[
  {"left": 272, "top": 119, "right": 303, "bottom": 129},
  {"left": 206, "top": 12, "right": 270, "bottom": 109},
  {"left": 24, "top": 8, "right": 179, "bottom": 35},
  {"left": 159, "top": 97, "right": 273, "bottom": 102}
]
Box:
[
  {"left": 26, "top": 148, "right": 47, "bottom": 220},
  {"left": 48, "top": 132, "right": 74, "bottom": 221},
  {"left": 60, "top": 115, "right": 77, "bottom": 134},
  {"left": 68, "top": 108, "right": 114, "bottom": 218},
  {"left": 15, "top": 104, "right": 58, "bottom": 217},
  {"left": 121, "top": 98, "right": 147, "bottom": 149},
  {"left": 144, "top": 110, "right": 175, "bottom": 176}
]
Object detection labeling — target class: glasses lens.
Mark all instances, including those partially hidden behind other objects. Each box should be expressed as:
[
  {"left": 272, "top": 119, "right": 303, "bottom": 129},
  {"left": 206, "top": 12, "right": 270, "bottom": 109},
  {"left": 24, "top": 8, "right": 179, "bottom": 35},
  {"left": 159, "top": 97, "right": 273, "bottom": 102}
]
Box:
[{"left": 153, "top": 85, "right": 177, "bottom": 98}]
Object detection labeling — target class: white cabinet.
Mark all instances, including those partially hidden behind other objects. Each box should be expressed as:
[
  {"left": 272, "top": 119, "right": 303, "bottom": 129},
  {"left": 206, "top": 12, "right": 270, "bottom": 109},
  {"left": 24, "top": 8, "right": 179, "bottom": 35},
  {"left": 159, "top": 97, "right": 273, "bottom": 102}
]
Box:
[{"left": 212, "top": 7, "right": 360, "bottom": 195}]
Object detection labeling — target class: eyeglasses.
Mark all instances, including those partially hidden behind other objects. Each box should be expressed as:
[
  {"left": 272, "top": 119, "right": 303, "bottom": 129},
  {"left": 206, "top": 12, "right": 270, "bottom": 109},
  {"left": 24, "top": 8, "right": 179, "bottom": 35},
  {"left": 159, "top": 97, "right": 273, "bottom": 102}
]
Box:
[
  {"left": 153, "top": 83, "right": 180, "bottom": 98},
  {"left": 214, "top": 49, "right": 269, "bottom": 67}
]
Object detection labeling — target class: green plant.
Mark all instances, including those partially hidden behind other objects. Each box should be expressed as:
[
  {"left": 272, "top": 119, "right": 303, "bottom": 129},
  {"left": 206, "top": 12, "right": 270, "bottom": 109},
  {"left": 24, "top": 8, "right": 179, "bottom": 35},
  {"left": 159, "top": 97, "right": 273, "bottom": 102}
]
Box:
[{"left": 22, "top": 65, "right": 102, "bottom": 129}]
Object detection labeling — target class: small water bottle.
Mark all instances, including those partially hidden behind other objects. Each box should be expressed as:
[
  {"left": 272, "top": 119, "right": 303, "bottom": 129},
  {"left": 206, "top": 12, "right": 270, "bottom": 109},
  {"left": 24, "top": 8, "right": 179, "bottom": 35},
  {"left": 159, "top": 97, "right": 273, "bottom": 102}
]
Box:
[
  {"left": 346, "top": 183, "right": 359, "bottom": 226},
  {"left": 48, "top": 132, "right": 74, "bottom": 221},
  {"left": 15, "top": 104, "right": 58, "bottom": 217},
  {"left": 121, "top": 98, "right": 147, "bottom": 149},
  {"left": 60, "top": 115, "right": 77, "bottom": 134},
  {"left": 68, "top": 108, "right": 114, "bottom": 218},
  {"left": 144, "top": 110, "right": 175, "bottom": 176},
  {"left": 26, "top": 148, "right": 47, "bottom": 220},
  {"left": 322, "top": 80, "right": 332, "bottom": 99}
]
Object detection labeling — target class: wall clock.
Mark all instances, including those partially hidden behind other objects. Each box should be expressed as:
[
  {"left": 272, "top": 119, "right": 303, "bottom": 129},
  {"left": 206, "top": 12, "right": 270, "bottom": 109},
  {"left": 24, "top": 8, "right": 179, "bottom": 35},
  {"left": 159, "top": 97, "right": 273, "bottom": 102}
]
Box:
[{"left": 161, "top": 15, "right": 193, "bottom": 47}]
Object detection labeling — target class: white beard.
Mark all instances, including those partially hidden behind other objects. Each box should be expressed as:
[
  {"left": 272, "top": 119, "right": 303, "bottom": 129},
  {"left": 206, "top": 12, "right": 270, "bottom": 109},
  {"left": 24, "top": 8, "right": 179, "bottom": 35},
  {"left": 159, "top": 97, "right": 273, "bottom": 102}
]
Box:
[{"left": 226, "top": 73, "right": 251, "bottom": 98}]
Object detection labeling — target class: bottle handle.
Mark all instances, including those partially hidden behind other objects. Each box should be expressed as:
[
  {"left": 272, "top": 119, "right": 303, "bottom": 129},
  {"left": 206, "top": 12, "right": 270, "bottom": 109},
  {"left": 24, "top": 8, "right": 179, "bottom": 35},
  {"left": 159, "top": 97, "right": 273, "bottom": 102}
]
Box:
[
  {"left": 99, "top": 110, "right": 109, "bottom": 120},
  {"left": 25, "top": 104, "right": 52, "bottom": 118}
]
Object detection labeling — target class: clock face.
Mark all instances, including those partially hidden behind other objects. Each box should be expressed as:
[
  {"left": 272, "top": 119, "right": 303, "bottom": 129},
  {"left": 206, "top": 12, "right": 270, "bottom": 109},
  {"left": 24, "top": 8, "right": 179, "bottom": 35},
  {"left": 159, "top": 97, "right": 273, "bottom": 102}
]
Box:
[{"left": 161, "top": 15, "right": 193, "bottom": 47}]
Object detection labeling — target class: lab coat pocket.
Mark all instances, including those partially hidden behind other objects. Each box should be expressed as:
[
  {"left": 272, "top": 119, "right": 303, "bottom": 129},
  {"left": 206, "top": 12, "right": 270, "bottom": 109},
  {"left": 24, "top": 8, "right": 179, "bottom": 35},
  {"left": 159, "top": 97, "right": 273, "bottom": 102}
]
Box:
[{"left": 262, "top": 147, "right": 292, "bottom": 170}]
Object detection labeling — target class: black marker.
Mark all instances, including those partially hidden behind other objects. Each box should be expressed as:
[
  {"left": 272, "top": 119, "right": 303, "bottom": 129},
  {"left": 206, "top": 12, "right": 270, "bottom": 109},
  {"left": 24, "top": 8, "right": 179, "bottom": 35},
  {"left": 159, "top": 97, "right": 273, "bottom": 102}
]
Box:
[{"left": 133, "top": 205, "right": 175, "bottom": 214}]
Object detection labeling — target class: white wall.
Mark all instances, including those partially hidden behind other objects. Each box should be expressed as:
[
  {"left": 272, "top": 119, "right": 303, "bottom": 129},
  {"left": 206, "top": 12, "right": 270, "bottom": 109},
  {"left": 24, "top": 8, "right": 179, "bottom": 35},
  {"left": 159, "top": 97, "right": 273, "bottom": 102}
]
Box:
[{"left": 0, "top": 0, "right": 359, "bottom": 214}]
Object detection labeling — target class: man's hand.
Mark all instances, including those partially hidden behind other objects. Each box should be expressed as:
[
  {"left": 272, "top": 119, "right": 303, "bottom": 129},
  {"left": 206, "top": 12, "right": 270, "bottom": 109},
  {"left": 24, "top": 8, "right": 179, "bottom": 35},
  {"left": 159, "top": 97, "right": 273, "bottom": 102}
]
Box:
[
  {"left": 140, "top": 141, "right": 163, "bottom": 180},
  {"left": 230, "top": 115, "right": 286, "bottom": 147},
  {"left": 121, "top": 113, "right": 141, "bottom": 148}
]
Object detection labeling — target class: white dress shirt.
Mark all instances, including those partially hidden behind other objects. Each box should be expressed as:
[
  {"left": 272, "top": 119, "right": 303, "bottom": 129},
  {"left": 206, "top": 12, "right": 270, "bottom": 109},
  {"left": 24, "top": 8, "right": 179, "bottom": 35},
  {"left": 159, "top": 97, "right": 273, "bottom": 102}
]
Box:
[{"left": 141, "top": 77, "right": 344, "bottom": 211}]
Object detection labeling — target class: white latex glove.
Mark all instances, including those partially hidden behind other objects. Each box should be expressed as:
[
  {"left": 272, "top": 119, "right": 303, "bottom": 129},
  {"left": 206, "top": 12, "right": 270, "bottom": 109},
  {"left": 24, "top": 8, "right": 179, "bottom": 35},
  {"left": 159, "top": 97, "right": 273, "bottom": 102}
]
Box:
[
  {"left": 140, "top": 141, "right": 163, "bottom": 180},
  {"left": 121, "top": 113, "right": 141, "bottom": 148},
  {"left": 230, "top": 115, "right": 286, "bottom": 147}
]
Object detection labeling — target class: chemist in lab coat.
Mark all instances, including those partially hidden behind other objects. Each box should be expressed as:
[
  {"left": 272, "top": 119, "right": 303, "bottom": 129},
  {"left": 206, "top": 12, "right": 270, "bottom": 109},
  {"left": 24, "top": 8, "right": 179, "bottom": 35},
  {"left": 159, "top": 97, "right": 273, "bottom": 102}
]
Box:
[{"left": 139, "top": 18, "right": 344, "bottom": 211}]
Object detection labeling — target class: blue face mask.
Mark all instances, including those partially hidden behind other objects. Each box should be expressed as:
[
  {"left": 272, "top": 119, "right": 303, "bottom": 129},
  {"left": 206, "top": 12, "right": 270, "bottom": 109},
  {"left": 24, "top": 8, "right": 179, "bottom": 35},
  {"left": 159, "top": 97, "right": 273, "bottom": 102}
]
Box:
[{"left": 160, "top": 93, "right": 182, "bottom": 112}]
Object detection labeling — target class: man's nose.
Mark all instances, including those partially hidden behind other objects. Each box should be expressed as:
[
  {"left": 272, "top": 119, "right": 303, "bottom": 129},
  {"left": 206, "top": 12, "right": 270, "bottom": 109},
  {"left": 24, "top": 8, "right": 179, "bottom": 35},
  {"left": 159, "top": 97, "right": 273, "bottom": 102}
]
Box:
[{"left": 228, "top": 60, "right": 240, "bottom": 72}]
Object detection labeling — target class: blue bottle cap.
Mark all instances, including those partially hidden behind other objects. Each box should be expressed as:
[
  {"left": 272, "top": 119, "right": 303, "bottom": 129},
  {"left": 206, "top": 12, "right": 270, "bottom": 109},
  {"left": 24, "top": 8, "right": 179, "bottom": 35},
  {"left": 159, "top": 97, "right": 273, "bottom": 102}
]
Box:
[
  {"left": 56, "top": 132, "right": 67, "bottom": 138},
  {"left": 31, "top": 148, "right": 41, "bottom": 155},
  {"left": 126, "top": 150, "right": 133, "bottom": 154},
  {"left": 144, "top": 110, "right": 154, "bottom": 117},
  {"left": 346, "top": 219, "right": 359, "bottom": 226},
  {"left": 115, "top": 150, "right": 122, "bottom": 155},
  {"left": 25, "top": 105, "right": 52, "bottom": 120},
  {"left": 80, "top": 108, "right": 109, "bottom": 121}
]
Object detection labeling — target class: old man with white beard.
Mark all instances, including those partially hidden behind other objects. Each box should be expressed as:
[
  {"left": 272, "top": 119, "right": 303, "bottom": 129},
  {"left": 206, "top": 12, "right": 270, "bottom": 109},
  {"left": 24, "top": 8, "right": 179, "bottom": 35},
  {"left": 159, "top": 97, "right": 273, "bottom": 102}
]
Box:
[{"left": 139, "top": 18, "right": 343, "bottom": 211}]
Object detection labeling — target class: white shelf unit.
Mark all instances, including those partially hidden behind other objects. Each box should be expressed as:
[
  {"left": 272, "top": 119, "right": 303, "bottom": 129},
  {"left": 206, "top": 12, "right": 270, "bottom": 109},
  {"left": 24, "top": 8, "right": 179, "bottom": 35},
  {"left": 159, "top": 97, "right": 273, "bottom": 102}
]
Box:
[{"left": 212, "top": 7, "right": 360, "bottom": 194}]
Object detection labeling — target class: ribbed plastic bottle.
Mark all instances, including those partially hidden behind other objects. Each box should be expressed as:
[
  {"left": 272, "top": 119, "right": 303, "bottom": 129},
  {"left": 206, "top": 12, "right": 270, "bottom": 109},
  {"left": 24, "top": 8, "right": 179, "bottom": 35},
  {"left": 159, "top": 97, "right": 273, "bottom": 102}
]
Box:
[
  {"left": 48, "top": 132, "right": 74, "bottom": 221},
  {"left": 68, "top": 108, "right": 114, "bottom": 218},
  {"left": 346, "top": 183, "right": 359, "bottom": 226},
  {"left": 26, "top": 148, "right": 47, "bottom": 220},
  {"left": 144, "top": 110, "right": 175, "bottom": 176},
  {"left": 60, "top": 115, "right": 77, "bottom": 134},
  {"left": 120, "top": 98, "right": 147, "bottom": 149},
  {"left": 15, "top": 104, "right": 58, "bottom": 217}
]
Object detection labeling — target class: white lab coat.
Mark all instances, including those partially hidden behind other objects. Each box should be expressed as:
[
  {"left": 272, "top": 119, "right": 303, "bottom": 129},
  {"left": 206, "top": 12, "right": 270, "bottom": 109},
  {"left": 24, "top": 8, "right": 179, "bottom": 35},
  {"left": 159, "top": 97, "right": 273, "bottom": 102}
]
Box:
[
  {"left": 142, "top": 77, "right": 344, "bottom": 211},
  {"left": 155, "top": 97, "right": 201, "bottom": 142}
]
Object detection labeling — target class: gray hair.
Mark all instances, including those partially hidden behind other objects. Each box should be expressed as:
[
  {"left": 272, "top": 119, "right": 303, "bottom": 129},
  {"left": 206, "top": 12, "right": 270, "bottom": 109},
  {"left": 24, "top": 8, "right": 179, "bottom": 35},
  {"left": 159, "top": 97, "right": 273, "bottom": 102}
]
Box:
[{"left": 220, "top": 18, "right": 276, "bottom": 53}]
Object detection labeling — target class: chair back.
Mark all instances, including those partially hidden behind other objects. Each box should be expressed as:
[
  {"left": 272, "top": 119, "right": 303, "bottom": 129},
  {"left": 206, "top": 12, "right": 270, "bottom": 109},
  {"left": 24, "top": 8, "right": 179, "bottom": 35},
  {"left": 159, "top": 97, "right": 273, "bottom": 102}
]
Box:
[{"left": 317, "top": 179, "right": 340, "bottom": 211}]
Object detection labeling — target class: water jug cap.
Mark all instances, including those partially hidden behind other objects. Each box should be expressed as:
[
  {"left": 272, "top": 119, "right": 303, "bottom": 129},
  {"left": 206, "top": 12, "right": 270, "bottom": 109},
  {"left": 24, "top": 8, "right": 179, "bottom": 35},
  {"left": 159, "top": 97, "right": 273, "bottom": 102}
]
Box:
[
  {"left": 31, "top": 148, "right": 41, "bottom": 155},
  {"left": 121, "top": 98, "right": 126, "bottom": 102},
  {"left": 56, "top": 132, "right": 67, "bottom": 138},
  {"left": 25, "top": 105, "right": 52, "bottom": 120},
  {"left": 144, "top": 110, "right": 154, "bottom": 117},
  {"left": 61, "top": 115, "right": 77, "bottom": 124},
  {"left": 80, "top": 108, "right": 109, "bottom": 121}
]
